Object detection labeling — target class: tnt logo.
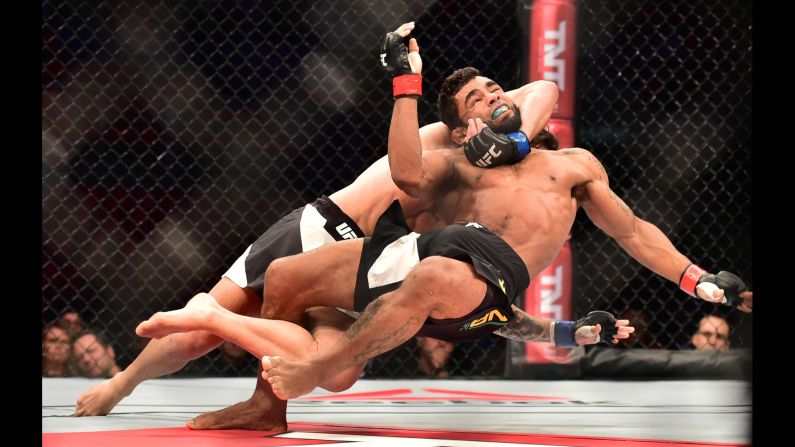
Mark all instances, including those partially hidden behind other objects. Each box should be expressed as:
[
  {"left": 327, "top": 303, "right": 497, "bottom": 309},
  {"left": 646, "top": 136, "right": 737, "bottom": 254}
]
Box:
[
  {"left": 336, "top": 223, "right": 358, "bottom": 240},
  {"left": 540, "top": 265, "right": 564, "bottom": 321},
  {"left": 543, "top": 20, "right": 567, "bottom": 91},
  {"left": 544, "top": 20, "right": 566, "bottom": 91},
  {"left": 460, "top": 308, "right": 509, "bottom": 331},
  {"left": 475, "top": 144, "right": 502, "bottom": 167}
]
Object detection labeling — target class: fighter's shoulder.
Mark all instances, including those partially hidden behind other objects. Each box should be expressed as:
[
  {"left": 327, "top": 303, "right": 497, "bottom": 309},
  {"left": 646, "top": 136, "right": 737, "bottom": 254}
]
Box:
[
  {"left": 420, "top": 147, "right": 459, "bottom": 177},
  {"left": 558, "top": 146, "right": 597, "bottom": 160},
  {"left": 422, "top": 147, "right": 460, "bottom": 160},
  {"left": 557, "top": 147, "right": 608, "bottom": 182}
]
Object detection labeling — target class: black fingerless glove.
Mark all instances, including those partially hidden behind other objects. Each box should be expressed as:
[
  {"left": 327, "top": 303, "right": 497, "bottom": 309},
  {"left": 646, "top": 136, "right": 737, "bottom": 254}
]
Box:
[
  {"left": 380, "top": 32, "right": 421, "bottom": 98},
  {"left": 679, "top": 264, "right": 749, "bottom": 308},
  {"left": 464, "top": 127, "right": 531, "bottom": 168},
  {"left": 552, "top": 311, "right": 618, "bottom": 348}
]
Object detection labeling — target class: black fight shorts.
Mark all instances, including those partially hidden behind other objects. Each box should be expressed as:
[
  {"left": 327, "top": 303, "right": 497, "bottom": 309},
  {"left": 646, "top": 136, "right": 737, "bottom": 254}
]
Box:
[
  {"left": 223, "top": 195, "right": 364, "bottom": 297},
  {"left": 353, "top": 200, "right": 530, "bottom": 342}
]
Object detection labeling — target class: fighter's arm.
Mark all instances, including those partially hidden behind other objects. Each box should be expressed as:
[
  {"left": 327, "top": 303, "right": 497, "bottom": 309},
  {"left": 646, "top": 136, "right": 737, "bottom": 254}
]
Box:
[
  {"left": 494, "top": 305, "right": 633, "bottom": 345},
  {"left": 418, "top": 122, "right": 455, "bottom": 150},
  {"left": 389, "top": 99, "right": 455, "bottom": 199},
  {"left": 578, "top": 149, "right": 752, "bottom": 312},
  {"left": 386, "top": 37, "right": 455, "bottom": 200},
  {"left": 493, "top": 305, "right": 551, "bottom": 342},
  {"left": 505, "top": 80, "right": 559, "bottom": 140}
]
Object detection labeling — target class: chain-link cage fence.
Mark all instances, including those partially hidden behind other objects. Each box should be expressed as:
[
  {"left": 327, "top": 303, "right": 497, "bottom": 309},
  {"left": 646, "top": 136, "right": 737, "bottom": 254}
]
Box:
[
  {"left": 43, "top": 0, "right": 751, "bottom": 379},
  {"left": 573, "top": 0, "right": 752, "bottom": 352}
]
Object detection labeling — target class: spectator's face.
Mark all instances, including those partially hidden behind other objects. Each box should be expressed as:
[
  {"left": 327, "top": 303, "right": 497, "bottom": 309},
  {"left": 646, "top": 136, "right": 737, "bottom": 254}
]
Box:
[
  {"left": 692, "top": 316, "right": 730, "bottom": 352},
  {"left": 59, "top": 312, "right": 85, "bottom": 334},
  {"left": 43, "top": 327, "right": 71, "bottom": 363},
  {"left": 73, "top": 334, "right": 115, "bottom": 377}
]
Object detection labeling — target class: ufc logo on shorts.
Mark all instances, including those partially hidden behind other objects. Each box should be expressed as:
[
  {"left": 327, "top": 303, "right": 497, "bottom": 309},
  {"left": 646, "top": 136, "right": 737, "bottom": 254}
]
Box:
[
  {"left": 336, "top": 223, "right": 358, "bottom": 240},
  {"left": 475, "top": 144, "right": 502, "bottom": 167}
]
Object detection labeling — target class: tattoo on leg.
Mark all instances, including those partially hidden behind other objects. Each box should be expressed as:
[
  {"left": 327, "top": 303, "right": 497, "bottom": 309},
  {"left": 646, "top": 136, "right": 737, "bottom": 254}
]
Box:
[
  {"left": 346, "top": 299, "right": 384, "bottom": 340},
  {"left": 351, "top": 315, "right": 422, "bottom": 363},
  {"left": 344, "top": 298, "right": 422, "bottom": 364}
]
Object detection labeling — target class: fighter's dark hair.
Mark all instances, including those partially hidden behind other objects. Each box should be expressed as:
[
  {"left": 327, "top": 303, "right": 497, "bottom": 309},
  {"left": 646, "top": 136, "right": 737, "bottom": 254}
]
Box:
[{"left": 437, "top": 67, "right": 481, "bottom": 129}]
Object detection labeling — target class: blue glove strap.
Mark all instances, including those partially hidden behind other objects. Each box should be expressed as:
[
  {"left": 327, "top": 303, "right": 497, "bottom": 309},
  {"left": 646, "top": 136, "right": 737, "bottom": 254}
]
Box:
[
  {"left": 507, "top": 131, "right": 531, "bottom": 161},
  {"left": 554, "top": 320, "right": 577, "bottom": 348}
]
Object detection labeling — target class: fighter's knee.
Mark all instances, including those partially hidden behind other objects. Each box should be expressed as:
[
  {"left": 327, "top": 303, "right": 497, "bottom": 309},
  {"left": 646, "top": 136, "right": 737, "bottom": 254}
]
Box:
[
  {"left": 262, "top": 258, "right": 309, "bottom": 320},
  {"left": 264, "top": 258, "right": 290, "bottom": 292},
  {"left": 407, "top": 256, "right": 462, "bottom": 289},
  {"left": 263, "top": 259, "right": 296, "bottom": 301}
]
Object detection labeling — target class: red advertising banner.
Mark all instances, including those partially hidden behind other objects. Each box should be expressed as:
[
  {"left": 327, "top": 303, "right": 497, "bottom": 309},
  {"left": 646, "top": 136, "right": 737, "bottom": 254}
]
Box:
[
  {"left": 523, "top": 0, "right": 577, "bottom": 365},
  {"left": 528, "top": 0, "right": 577, "bottom": 120},
  {"left": 523, "top": 239, "right": 574, "bottom": 363},
  {"left": 546, "top": 118, "right": 574, "bottom": 148}
]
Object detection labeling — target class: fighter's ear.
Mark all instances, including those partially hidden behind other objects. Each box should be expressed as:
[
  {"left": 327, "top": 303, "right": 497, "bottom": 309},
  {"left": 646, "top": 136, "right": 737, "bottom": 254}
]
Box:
[{"left": 451, "top": 127, "right": 467, "bottom": 146}]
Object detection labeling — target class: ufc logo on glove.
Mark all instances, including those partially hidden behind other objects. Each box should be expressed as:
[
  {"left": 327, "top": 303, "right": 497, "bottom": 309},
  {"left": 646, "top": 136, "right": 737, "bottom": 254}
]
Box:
[{"left": 475, "top": 144, "right": 503, "bottom": 167}]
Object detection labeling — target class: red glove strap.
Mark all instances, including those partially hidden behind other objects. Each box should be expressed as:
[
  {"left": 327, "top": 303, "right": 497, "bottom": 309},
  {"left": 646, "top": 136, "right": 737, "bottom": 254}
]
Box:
[
  {"left": 393, "top": 74, "right": 422, "bottom": 98},
  {"left": 679, "top": 263, "right": 707, "bottom": 297}
]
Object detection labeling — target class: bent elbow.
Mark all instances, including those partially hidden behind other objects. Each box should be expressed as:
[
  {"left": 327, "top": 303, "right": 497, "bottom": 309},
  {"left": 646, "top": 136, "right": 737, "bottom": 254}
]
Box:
[
  {"left": 538, "top": 80, "right": 559, "bottom": 100},
  {"left": 392, "top": 174, "right": 423, "bottom": 196}
]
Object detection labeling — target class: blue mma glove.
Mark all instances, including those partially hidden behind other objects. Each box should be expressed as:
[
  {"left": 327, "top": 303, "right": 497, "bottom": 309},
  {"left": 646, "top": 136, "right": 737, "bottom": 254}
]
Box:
[
  {"left": 552, "top": 311, "right": 618, "bottom": 348},
  {"left": 464, "top": 127, "right": 530, "bottom": 168}
]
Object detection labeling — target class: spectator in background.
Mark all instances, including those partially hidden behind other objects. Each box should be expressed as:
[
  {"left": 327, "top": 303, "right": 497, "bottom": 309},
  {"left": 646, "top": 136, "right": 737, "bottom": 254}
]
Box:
[
  {"left": 416, "top": 336, "right": 455, "bottom": 378},
  {"left": 73, "top": 329, "right": 121, "bottom": 378},
  {"left": 58, "top": 311, "right": 86, "bottom": 337},
  {"left": 43, "top": 323, "right": 76, "bottom": 377},
  {"left": 691, "top": 315, "right": 731, "bottom": 352},
  {"left": 617, "top": 309, "right": 664, "bottom": 349}
]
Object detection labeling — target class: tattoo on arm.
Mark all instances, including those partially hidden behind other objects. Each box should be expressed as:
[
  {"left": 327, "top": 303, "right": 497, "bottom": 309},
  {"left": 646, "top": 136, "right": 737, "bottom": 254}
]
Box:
[
  {"left": 608, "top": 190, "right": 633, "bottom": 216},
  {"left": 494, "top": 310, "right": 549, "bottom": 342}
]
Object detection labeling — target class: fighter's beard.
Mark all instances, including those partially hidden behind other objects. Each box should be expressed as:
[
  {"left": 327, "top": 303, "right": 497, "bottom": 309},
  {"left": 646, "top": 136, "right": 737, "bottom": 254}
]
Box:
[{"left": 489, "top": 104, "right": 522, "bottom": 134}]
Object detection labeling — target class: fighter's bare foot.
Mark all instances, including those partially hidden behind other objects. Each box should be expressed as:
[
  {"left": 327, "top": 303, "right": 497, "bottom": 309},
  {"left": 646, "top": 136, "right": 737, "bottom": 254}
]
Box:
[
  {"left": 261, "top": 356, "right": 321, "bottom": 400},
  {"left": 74, "top": 374, "right": 129, "bottom": 416},
  {"left": 136, "top": 293, "right": 222, "bottom": 338},
  {"left": 187, "top": 396, "right": 287, "bottom": 431}
]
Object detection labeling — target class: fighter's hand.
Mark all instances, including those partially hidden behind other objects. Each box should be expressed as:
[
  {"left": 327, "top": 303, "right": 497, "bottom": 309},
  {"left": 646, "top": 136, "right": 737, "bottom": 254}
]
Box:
[
  {"left": 737, "top": 291, "right": 752, "bottom": 313},
  {"left": 575, "top": 319, "right": 635, "bottom": 346},
  {"left": 407, "top": 38, "right": 421, "bottom": 74},
  {"left": 390, "top": 22, "right": 422, "bottom": 74},
  {"left": 681, "top": 266, "right": 752, "bottom": 313},
  {"left": 381, "top": 22, "right": 422, "bottom": 75},
  {"left": 392, "top": 22, "right": 414, "bottom": 37},
  {"left": 465, "top": 118, "right": 488, "bottom": 143},
  {"left": 695, "top": 271, "right": 752, "bottom": 313},
  {"left": 464, "top": 123, "right": 532, "bottom": 168},
  {"left": 382, "top": 22, "right": 422, "bottom": 98},
  {"left": 553, "top": 311, "right": 631, "bottom": 348}
]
